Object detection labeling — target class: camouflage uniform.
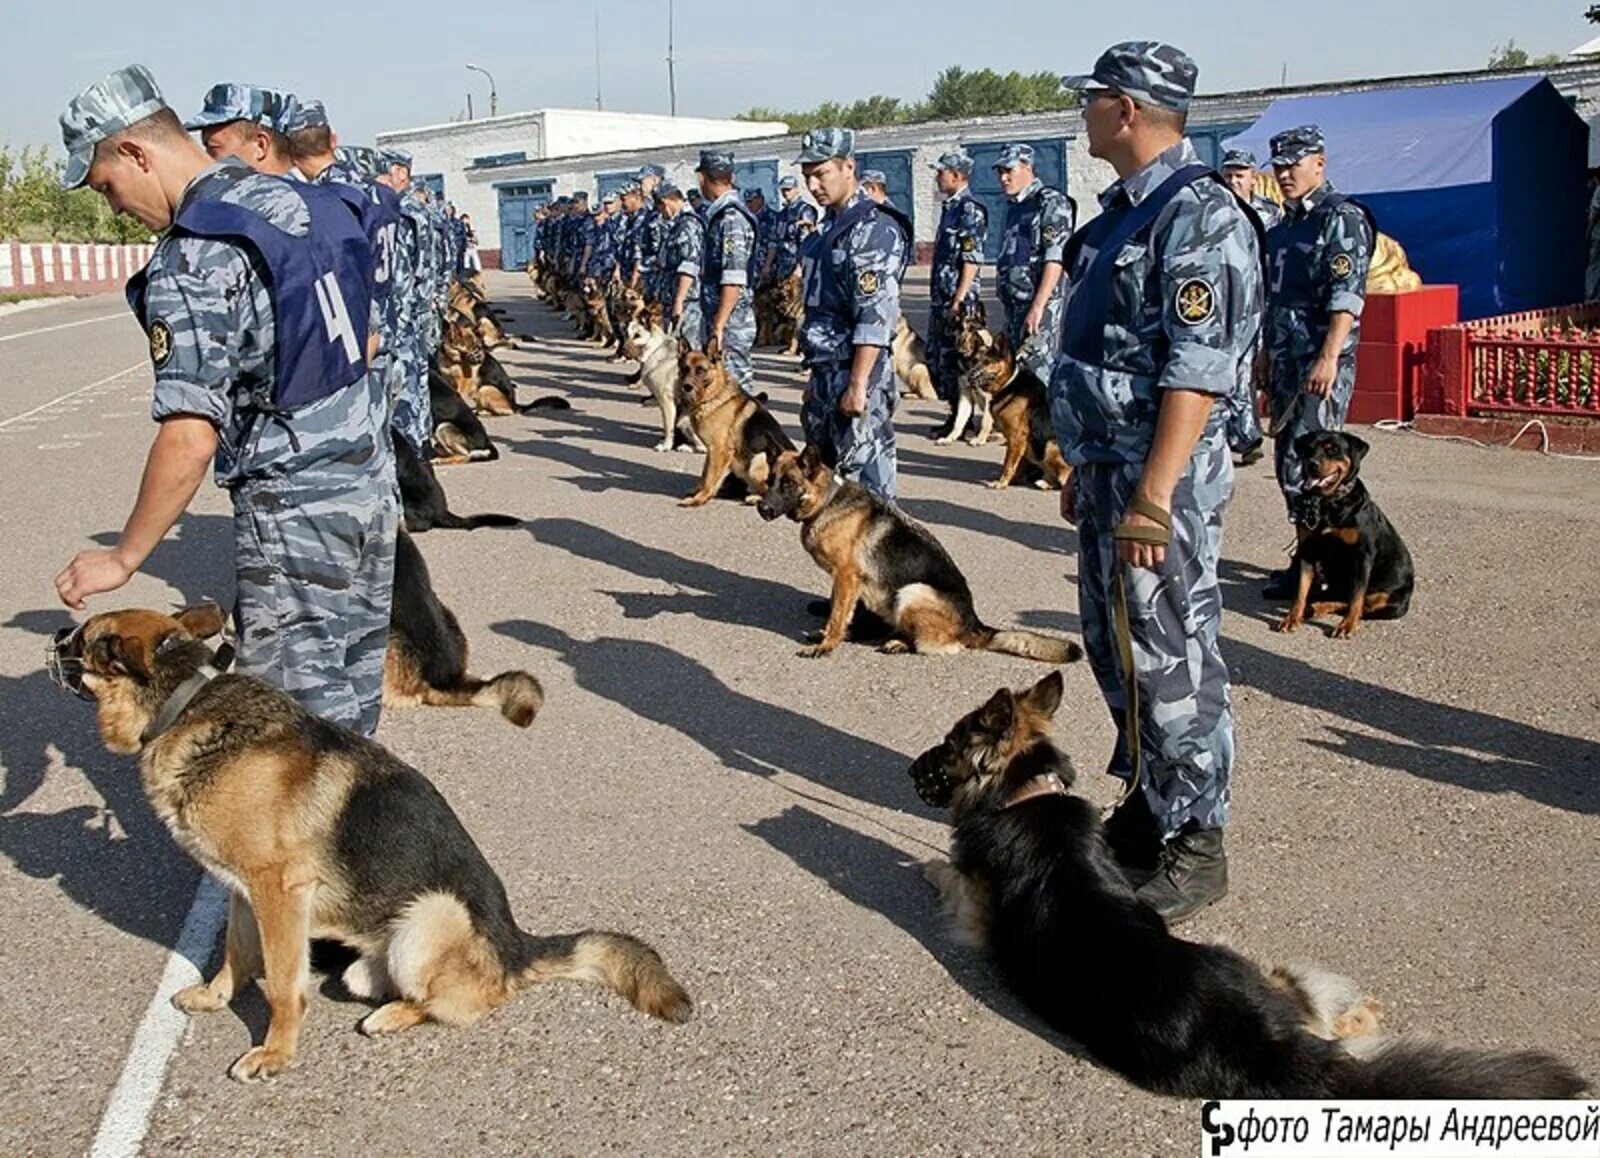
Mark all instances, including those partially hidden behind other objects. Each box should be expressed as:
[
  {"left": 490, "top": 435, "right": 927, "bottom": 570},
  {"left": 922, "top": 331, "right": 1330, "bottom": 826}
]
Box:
[
  {"left": 1051, "top": 72, "right": 1262, "bottom": 836},
  {"left": 586, "top": 207, "right": 619, "bottom": 279},
  {"left": 927, "top": 151, "right": 988, "bottom": 407},
  {"left": 1263, "top": 126, "right": 1376, "bottom": 519},
  {"left": 772, "top": 179, "right": 819, "bottom": 282},
  {"left": 636, "top": 200, "right": 668, "bottom": 299},
  {"left": 660, "top": 191, "right": 706, "bottom": 344},
  {"left": 138, "top": 161, "right": 397, "bottom": 736},
  {"left": 797, "top": 131, "right": 910, "bottom": 500},
  {"left": 995, "top": 145, "right": 1075, "bottom": 381},
  {"left": 697, "top": 154, "right": 759, "bottom": 393},
  {"left": 746, "top": 193, "right": 780, "bottom": 285},
  {"left": 1217, "top": 149, "right": 1276, "bottom": 455}
]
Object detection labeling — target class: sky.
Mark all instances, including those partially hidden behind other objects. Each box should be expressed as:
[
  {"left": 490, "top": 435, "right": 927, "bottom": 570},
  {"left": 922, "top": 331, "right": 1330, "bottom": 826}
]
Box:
[{"left": 2, "top": 0, "right": 1591, "bottom": 155}]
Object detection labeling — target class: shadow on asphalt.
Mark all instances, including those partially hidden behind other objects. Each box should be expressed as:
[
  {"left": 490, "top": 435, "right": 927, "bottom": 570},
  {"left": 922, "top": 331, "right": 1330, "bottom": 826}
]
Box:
[
  {"left": 898, "top": 496, "right": 1069, "bottom": 560},
  {"left": 493, "top": 621, "right": 913, "bottom": 815}
]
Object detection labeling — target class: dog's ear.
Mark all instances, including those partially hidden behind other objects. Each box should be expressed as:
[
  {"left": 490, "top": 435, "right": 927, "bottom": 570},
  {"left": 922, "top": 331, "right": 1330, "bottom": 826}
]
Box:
[
  {"left": 1342, "top": 433, "right": 1370, "bottom": 468},
  {"left": 797, "top": 443, "right": 825, "bottom": 476},
  {"left": 87, "top": 632, "right": 151, "bottom": 682},
  {"left": 174, "top": 602, "right": 226, "bottom": 640},
  {"left": 1020, "top": 670, "right": 1064, "bottom": 718},
  {"left": 678, "top": 336, "right": 694, "bottom": 363},
  {"left": 976, "top": 687, "right": 1014, "bottom": 734},
  {"left": 764, "top": 445, "right": 785, "bottom": 476},
  {"left": 978, "top": 329, "right": 994, "bottom": 350},
  {"left": 704, "top": 335, "right": 723, "bottom": 363},
  {"left": 1294, "top": 431, "right": 1319, "bottom": 459},
  {"left": 990, "top": 329, "right": 1008, "bottom": 358}
]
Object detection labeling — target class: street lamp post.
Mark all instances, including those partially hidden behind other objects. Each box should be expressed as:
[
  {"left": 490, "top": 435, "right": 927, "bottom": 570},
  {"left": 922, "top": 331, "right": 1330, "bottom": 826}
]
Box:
[{"left": 466, "top": 63, "right": 498, "bottom": 118}]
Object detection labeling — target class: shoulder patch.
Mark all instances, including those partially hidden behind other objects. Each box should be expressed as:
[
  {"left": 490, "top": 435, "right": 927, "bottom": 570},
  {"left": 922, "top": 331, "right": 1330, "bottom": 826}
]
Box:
[
  {"left": 858, "top": 269, "right": 881, "bottom": 296},
  {"left": 149, "top": 318, "right": 173, "bottom": 369},
  {"left": 1330, "top": 253, "right": 1354, "bottom": 279},
  {"left": 1175, "top": 279, "right": 1216, "bottom": 326},
  {"left": 1041, "top": 225, "right": 1062, "bottom": 242},
  {"left": 960, "top": 236, "right": 976, "bottom": 252}
]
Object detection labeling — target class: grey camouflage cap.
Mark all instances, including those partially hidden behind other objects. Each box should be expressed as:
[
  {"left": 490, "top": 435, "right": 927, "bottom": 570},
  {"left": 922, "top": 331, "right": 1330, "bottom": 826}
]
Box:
[
  {"left": 58, "top": 64, "right": 169, "bottom": 190},
  {"left": 184, "top": 83, "right": 295, "bottom": 133},
  {"left": 1269, "top": 125, "right": 1325, "bottom": 167},
  {"left": 658, "top": 182, "right": 683, "bottom": 199},
  {"left": 795, "top": 127, "right": 854, "bottom": 164},
  {"left": 1221, "top": 148, "right": 1258, "bottom": 170},
  {"left": 602, "top": 191, "right": 619, "bottom": 205},
  {"left": 335, "top": 144, "right": 380, "bottom": 178},
  {"left": 696, "top": 148, "right": 735, "bottom": 175},
  {"left": 636, "top": 163, "right": 665, "bottom": 179},
  {"left": 778, "top": 174, "right": 799, "bottom": 190},
  {"left": 931, "top": 149, "right": 975, "bottom": 175},
  {"left": 860, "top": 169, "right": 887, "bottom": 186},
  {"left": 285, "top": 97, "right": 329, "bottom": 134},
  {"left": 742, "top": 186, "right": 766, "bottom": 202},
  {"left": 378, "top": 146, "right": 412, "bottom": 169},
  {"left": 994, "top": 143, "right": 1034, "bottom": 170},
  {"left": 1061, "top": 40, "right": 1199, "bottom": 113}
]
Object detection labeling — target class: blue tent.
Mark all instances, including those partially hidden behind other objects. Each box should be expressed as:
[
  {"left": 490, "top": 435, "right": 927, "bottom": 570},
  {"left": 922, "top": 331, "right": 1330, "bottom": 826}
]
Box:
[{"left": 1225, "top": 76, "right": 1585, "bottom": 320}]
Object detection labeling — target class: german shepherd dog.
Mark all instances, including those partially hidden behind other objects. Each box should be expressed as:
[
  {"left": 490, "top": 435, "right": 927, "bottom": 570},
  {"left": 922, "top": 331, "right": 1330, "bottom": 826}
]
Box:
[
  {"left": 891, "top": 316, "right": 936, "bottom": 401},
  {"left": 438, "top": 317, "right": 570, "bottom": 418},
  {"left": 954, "top": 328, "right": 1070, "bottom": 491},
  {"left": 448, "top": 280, "right": 517, "bottom": 351},
  {"left": 621, "top": 316, "right": 703, "bottom": 452},
  {"left": 606, "top": 281, "right": 645, "bottom": 362},
  {"left": 1274, "top": 431, "right": 1414, "bottom": 639},
  {"left": 582, "top": 278, "right": 614, "bottom": 346},
  {"left": 429, "top": 367, "right": 498, "bottom": 465},
  {"left": 772, "top": 269, "right": 804, "bottom": 356},
  {"left": 394, "top": 434, "right": 518, "bottom": 531},
  {"left": 908, "top": 671, "right": 1587, "bottom": 1099},
  {"left": 942, "top": 312, "right": 999, "bottom": 447},
  {"left": 677, "top": 339, "right": 794, "bottom": 508},
  {"left": 50, "top": 606, "right": 692, "bottom": 1082},
  {"left": 757, "top": 446, "right": 1085, "bottom": 662}
]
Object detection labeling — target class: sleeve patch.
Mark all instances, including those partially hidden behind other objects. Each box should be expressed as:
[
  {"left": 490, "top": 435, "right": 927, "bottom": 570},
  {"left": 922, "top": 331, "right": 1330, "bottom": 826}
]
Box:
[
  {"left": 1175, "top": 279, "right": 1216, "bottom": 326},
  {"left": 858, "top": 270, "right": 881, "bottom": 296},
  {"left": 149, "top": 318, "right": 173, "bottom": 369},
  {"left": 1330, "top": 253, "right": 1353, "bottom": 279},
  {"left": 960, "top": 237, "right": 976, "bottom": 252}
]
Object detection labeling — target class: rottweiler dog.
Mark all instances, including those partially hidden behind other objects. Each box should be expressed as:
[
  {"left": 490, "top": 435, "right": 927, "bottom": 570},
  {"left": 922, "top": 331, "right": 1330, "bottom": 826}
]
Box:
[
  {"left": 1273, "top": 431, "right": 1414, "bottom": 639},
  {"left": 394, "top": 434, "right": 518, "bottom": 532},
  {"left": 677, "top": 339, "right": 794, "bottom": 508},
  {"left": 907, "top": 671, "right": 1586, "bottom": 1099},
  {"left": 757, "top": 446, "right": 1084, "bottom": 662}
]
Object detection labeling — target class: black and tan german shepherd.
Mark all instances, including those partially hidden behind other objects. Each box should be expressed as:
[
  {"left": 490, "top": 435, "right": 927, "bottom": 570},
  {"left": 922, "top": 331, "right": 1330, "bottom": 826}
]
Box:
[
  {"left": 953, "top": 328, "right": 1070, "bottom": 491},
  {"left": 908, "top": 671, "right": 1586, "bottom": 1099},
  {"left": 438, "top": 317, "right": 570, "bottom": 418},
  {"left": 677, "top": 339, "right": 794, "bottom": 508},
  {"left": 429, "top": 367, "right": 498, "bottom": 464},
  {"left": 52, "top": 605, "right": 691, "bottom": 1082},
  {"left": 756, "top": 446, "right": 1084, "bottom": 662},
  {"left": 394, "top": 435, "right": 518, "bottom": 532}
]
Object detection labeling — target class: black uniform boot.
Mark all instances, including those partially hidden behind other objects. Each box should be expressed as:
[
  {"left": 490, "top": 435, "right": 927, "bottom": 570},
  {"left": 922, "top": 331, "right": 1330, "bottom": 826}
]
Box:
[
  {"left": 1101, "top": 794, "right": 1164, "bottom": 889},
  {"left": 1135, "top": 825, "right": 1229, "bottom": 926}
]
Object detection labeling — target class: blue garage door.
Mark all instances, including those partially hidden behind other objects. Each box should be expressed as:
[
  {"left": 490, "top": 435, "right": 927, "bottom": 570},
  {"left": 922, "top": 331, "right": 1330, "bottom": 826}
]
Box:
[
  {"left": 497, "top": 181, "right": 552, "bottom": 270},
  {"left": 732, "top": 158, "right": 779, "bottom": 202},
  {"left": 856, "top": 149, "right": 915, "bottom": 236},
  {"left": 964, "top": 138, "right": 1068, "bottom": 261},
  {"left": 417, "top": 173, "right": 445, "bottom": 199},
  {"left": 1188, "top": 121, "right": 1254, "bottom": 168},
  {"left": 596, "top": 169, "right": 637, "bottom": 199}
]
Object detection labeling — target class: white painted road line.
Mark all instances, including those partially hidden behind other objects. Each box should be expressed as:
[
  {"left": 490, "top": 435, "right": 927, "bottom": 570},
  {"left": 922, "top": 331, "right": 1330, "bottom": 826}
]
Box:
[
  {"left": 89, "top": 875, "right": 228, "bottom": 1158},
  {"left": 0, "top": 312, "right": 124, "bottom": 344},
  {"left": 0, "top": 361, "right": 145, "bottom": 430}
]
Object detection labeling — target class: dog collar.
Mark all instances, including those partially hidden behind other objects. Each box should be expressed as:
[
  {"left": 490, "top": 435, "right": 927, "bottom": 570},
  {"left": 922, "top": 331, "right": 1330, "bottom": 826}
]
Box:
[
  {"left": 140, "top": 643, "right": 234, "bottom": 748},
  {"left": 1004, "top": 771, "right": 1069, "bottom": 810}
]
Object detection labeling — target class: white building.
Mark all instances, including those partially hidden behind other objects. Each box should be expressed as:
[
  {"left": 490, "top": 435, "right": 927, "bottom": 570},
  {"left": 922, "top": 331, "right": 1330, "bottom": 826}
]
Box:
[{"left": 375, "top": 108, "right": 786, "bottom": 260}]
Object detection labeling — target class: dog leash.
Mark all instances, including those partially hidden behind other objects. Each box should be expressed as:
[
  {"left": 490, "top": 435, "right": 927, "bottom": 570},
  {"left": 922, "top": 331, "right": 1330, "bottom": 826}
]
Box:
[{"left": 1109, "top": 495, "right": 1172, "bottom": 808}]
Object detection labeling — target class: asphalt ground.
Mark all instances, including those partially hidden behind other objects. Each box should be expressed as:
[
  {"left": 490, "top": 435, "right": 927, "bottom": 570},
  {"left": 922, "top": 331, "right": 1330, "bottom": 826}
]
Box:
[{"left": 0, "top": 271, "right": 1595, "bottom": 1155}]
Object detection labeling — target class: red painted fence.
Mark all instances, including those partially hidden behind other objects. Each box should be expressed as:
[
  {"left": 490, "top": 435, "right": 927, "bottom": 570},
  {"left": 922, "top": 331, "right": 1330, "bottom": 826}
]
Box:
[
  {"left": 0, "top": 241, "right": 154, "bottom": 297},
  {"left": 1424, "top": 302, "right": 1600, "bottom": 419}
]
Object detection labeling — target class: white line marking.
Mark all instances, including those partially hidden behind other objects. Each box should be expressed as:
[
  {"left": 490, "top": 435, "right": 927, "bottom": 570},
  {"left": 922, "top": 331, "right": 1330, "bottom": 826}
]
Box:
[
  {"left": 0, "top": 361, "right": 144, "bottom": 430},
  {"left": 90, "top": 875, "right": 228, "bottom": 1158},
  {"left": 0, "top": 312, "right": 125, "bottom": 343}
]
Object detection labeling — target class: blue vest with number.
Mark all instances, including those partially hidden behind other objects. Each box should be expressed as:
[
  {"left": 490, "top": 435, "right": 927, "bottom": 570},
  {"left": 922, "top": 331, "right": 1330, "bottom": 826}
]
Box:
[
  {"left": 1060, "top": 164, "right": 1215, "bottom": 367},
  {"left": 128, "top": 181, "right": 372, "bottom": 411},
  {"left": 800, "top": 196, "right": 912, "bottom": 351},
  {"left": 361, "top": 183, "right": 404, "bottom": 326},
  {"left": 1267, "top": 191, "right": 1376, "bottom": 315}
]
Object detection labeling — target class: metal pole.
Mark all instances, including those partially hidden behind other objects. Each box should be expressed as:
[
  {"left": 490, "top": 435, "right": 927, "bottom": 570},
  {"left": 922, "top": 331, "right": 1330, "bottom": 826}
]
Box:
[
  {"left": 667, "top": 0, "right": 677, "bottom": 116},
  {"left": 467, "top": 91, "right": 474, "bottom": 120},
  {"left": 466, "top": 63, "right": 498, "bottom": 118},
  {"left": 594, "top": 6, "right": 604, "bottom": 111}
]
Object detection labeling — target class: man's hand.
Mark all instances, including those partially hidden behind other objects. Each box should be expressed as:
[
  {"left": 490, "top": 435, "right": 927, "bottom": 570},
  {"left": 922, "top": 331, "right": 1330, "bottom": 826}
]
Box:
[
  {"left": 1058, "top": 473, "right": 1077, "bottom": 525},
  {"left": 1024, "top": 303, "right": 1044, "bottom": 336},
  {"left": 839, "top": 382, "right": 868, "bottom": 418},
  {"left": 1303, "top": 354, "right": 1337, "bottom": 399},
  {"left": 947, "top": 302, "right": 963, "bottom": 322},
  {"left": 56, "top": 549, "right": 134, "bottom": 611},
  {"left": 1115, "top": 504, "right": 1168, "bottom": 571}
]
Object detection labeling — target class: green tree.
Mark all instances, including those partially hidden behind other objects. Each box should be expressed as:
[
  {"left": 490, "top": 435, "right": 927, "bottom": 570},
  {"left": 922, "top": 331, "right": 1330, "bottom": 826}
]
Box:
[
  {"left": 1488, "top": 40, "right": 1565, "bottom": 70},
  {"left": 0, "top": 142, "right": 150, "bottom": 243}
]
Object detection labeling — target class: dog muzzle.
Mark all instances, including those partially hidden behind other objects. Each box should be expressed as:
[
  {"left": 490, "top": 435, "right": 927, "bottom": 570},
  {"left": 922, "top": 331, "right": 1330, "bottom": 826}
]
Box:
[
  {"left": 46, "top": 625, "right": 93, "bottom": 702},
  {"left": 908, "top": 747, "right": 959, "bottom": 808}
]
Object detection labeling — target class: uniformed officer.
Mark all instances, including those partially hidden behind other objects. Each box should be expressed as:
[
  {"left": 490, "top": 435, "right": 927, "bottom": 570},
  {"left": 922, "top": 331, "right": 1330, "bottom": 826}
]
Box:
[
  {"left": 1261, "top": 125, "right": 1376, "bottom": 599},
  {"left": 927, "top": 148, "right": 988, "bottom": 437},
  {"left": 379, "top": 148, "right": 444, "bottom": 370},
  {"left": 1221, "top": 149, "right": 1283, "bottom": 230},
  {"left": 1055, "top": 42, "right": 1264, "bottom": 922},
  {"left": 763, "top": 174, "right": 819, "bottom": 286},
  {"left": 860, "top": 169, "right": 889, "bottom": 205},
  {"left": 657, "top": 182, "right": 705, "bottom": 344},
  {"left": 695, "top": 149, "right": 759, "bottom": 393},
  {"left": 53, "top": 65, "right": 397, "bottom": 738},
  {"left": 633, "top": 164, "right": 668, "bottom": 299},
  {"left": 446, "top": 203, "right": 468, "bottom": 275},
  {"left": 1216, "top": 148, "right": 1277, "bottom": 466},
  {"left": 743, "top": 186, "right": 779, "bottom": 287},
  {"left": 286, "top": 102, "right": 422, "bottom": 459},
  {"left": 566, "top": 191, "right": 592, "bottom": 283},
  {"left": 686, "top": 187, "right": 708, "bottom": 217},
  {"left": 184, "top": 83, "right": 298, "bottom": 174},
  {"left": 994, "top": 142, "right": 1076, "bottom": 381},
  {"left": 584, "top": 195, "right": 618, "bottom": 281},
  {"left": 795, "top": 127, "right": 911, "bottom": 500}
]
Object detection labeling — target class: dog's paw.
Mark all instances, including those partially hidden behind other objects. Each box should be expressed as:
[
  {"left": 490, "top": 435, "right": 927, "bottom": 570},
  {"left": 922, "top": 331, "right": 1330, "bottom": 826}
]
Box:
[
  {"left": 742, "top": 494, "right": 763, "bottom": 506},
  {"left": 360, "top": 1001, "right": 428, "bottom": 1037},
  {"left": 796, "top": 642, "right": 835, "bottom": 659},
  {"left": 229, "top": 1045, "right": 293, "bottom": 1083},
  {"left": 677, "top": 494, "right": 710, "bottom": 508},
  {"left": 877, "top": 638, "right": 912, "bottom": 654},
  {"left": 172, "top": 983, "right": 229, "bottom": 1015},
  {"left": 1272, "top": 615, "right": 1302, "bottom": 635},
  {"left": 652, "top": 441, "right": 672, "bottom": 452},
  {"left": 932, "top": 434, "right": 957, "bottom": 446},
  {"left": 985, "top": 479, "right": 1009, "bottom": 490},
  {"left": 1033, "top": 479, "right": 1052, "bottom": 491},
  {"left": 1332, "top": 620, "right": 1360, "bottom": 640}
]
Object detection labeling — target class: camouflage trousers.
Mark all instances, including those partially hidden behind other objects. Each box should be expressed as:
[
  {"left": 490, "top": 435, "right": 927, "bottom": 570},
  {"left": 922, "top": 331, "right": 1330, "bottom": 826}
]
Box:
[
  {"left": 925, "top": 305, "right": 962, "bottom": 405},
  {"left": 1223, "top": 376, "right": 1263, "bottom": 453},
  {"left": 1269, "top": 353, "right": 1355, "bottom": 520},
  {"left": 1072, "top": 450, "right": 1235, "bottom": 837},
  {"left": 232, "top": 476, "right": 399, "bottom": 737},
  {"left": 391, "top": 347, "right": 432, "bottom": 458},
  {"left": 706, "top": 302, "right": 757, "bottom": 395},
  {"left": 801, "top": 353, "right": 898, "bottom": 500},
  {"left": 672, "top": 298, "right": 706, "bottom": 350},
  {"left": 1001, "top": 291, "right": 1064, "bottom": 381}
]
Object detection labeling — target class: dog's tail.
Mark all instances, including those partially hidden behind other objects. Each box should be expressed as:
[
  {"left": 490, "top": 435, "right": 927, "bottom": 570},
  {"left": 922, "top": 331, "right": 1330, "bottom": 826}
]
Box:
[
  {"left": 429, "top": 510, "right": 522, "bottom": 531},
  {"left": 521, "top": 931, "right": 693, "bottom": 1023},
  {"left": 517, "top": 396, "right": 572, "bottom": 413},
  {"left": 420, "top": 670, "right": 544, "bottom": 727},
  {"left": 971, "top": 626, "right": 1084, "bottom": 665},
  {"left": 1325, "top": 1038, "right": 1586, "bottom": 1100}
]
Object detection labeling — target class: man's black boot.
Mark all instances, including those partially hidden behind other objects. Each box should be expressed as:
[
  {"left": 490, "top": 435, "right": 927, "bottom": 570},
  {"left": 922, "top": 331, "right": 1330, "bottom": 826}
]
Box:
[
  {"left": 1101, "top": 795, "right": 1164, "bottom": 889},
  {"left": 1135, "top": 825, "right": 1229, "bottom": 926}
]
